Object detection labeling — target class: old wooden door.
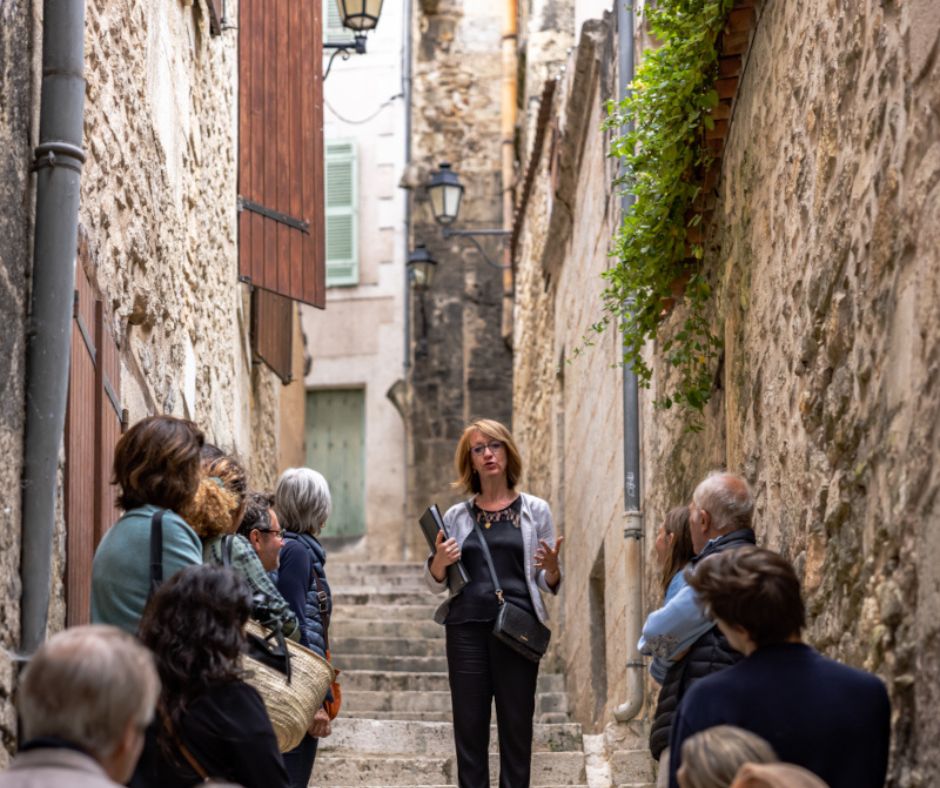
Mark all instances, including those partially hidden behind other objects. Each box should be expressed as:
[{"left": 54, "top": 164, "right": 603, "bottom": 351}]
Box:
[{"left": 305, "top": 389, "right": 365, "bottom": 538}]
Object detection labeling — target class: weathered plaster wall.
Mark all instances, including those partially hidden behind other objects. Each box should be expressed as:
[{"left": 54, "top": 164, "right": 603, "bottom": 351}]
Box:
[
  {"left": 406, "top": 0, "right": 512, "bottom": 554},
  {"left": 0, "top": 0, "right": 36, "bottom": 764},
  {"left": 637, "top": 2, "right": 940, "bottom": 784}
]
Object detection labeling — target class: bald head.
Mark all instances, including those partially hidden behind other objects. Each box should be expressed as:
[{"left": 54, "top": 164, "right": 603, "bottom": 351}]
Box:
[{"left": 689, "top": 472, "right": 754, "bottom": 553}]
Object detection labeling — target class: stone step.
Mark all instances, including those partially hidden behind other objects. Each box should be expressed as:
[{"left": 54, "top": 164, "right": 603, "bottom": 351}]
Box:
[
  {"left": 339, "top": 670, "right": 565, "bottom": 694},
  {"left": 335, "top": 654, "right": 449, "bottom": 673},
  {"left": 320, "top": 718, "right": 583, "bottom": 756},
  {"left": 331, "top": 636, "right": 444, "bottom": 658},
  {"left": 342, "top": 690, "right": 568, "bottom": 716},
  {"left": 315, "top": 752, "right": 586, "bottom": 786},
  {"left": 333, "top": 591, "right": 438, "bottom": 607},
  {"left": 339, "top": 710, "right": 570, "bottom": 724},
  {"left": 331, "top": 604, "right": 439, "bottom": 622},
  {"left": 328, "top": 562, "right": 426, "bottom": 577},
  {"left": 609, "top": 750, "right": 657, "bottom": 785},
  {"left": 335, "top": 619, "right": 444, "bottom": 640}
]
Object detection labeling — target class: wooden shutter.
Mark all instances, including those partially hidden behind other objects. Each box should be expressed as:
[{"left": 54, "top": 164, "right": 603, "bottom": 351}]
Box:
[
  {"left": 238, "top": 0, "right": 326, "bottom": 308},
  {"left": 325, "top": 141, "right": 358, "bottom": 287},
  {"left": 65, "top": 262, "right": 127, "bottom": 626},
  {"left": 252, "top": 288, "right": 294, "bottom": 384}
]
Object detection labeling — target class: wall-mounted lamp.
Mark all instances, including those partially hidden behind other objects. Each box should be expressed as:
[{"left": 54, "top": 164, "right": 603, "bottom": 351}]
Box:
[
  {"left": 407, "top": 245, "right": 438, "bottom": 290},
  {"left": 425, "top": 163, "right": 510, "bottom": 270},
  {"left": 324, "top": 0, "right": 385, "bottom": 79}
]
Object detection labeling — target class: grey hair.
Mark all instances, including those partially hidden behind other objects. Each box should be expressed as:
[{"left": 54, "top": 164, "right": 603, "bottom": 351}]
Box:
[
  {"left": 19, "top": 625, "right": 159, "bottom": 759},
  {"left": 274, "top": 467, "right": 332, "bottom": 536},
  {"left": 693, "top": 471, "right": 754, "bottom": 533},
  {"left": 679, "top": 725, "right": 777, "bottom": 788}
]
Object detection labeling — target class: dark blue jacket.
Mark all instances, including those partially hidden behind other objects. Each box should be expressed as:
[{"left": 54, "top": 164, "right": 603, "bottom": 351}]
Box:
[
  {"left": 275, "top": 532, "right": 331, "bottom": 658},
  {"left": 668, "top": 643, "right": 891, "bottom": 788}
]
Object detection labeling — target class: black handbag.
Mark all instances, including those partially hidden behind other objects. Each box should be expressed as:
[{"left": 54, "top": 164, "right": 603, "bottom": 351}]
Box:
[{"left": 471, "top": 515, "right": 551, "bottom": 663}]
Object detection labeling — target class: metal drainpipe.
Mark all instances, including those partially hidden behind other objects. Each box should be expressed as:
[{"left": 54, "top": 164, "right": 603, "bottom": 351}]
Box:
[
  {"left": 402, "top": 0, "right": 413, "bottom": 373},
  {"left": 613, "top": 0, "right": 645, "bottom": 724},
  {"left": 500, "top": 0, "right": 517, "bottom": 319},
  {"left": 20, "top": 0, "right": 87, "bottom": 655}
]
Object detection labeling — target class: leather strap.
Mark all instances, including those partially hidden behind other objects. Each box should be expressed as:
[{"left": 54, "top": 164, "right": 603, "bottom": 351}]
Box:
[
  {"left": 160, "top": 706, "right": 211, "bottom": 782},
  {"left": 147, "top": 510, "right": 165, "bottom": 601},
  {"left": 220, "top": 533, "right": 235, "bottom": 568},
  {"left": 466, "top": 502, "right": 505, "bottom": 606},
  {"left": 312, "top": 571, "right": 332, "bottom": 652}
]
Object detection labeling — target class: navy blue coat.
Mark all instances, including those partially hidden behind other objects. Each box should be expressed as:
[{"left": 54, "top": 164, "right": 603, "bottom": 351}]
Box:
[{"left": 275, "top": 532, "right": 331, "bottom": 657}]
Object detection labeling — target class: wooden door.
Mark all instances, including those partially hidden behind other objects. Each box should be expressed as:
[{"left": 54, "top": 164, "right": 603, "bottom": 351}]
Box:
[{"left": 305, "top": 389, "right": 365, "bottom": 538}]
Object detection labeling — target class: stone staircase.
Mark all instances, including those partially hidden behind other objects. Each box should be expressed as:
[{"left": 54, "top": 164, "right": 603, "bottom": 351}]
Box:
[
  {"left": 315, "top": 561, "right": 655, "bottom": 788},
  {"left": 315, "top": 562, "right": 580, "bottom": 786}
]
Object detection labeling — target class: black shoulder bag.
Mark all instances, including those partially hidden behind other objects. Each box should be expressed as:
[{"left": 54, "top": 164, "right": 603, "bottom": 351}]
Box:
[{"left": 469, "top": 511, "right": 551, "bottom": 663}]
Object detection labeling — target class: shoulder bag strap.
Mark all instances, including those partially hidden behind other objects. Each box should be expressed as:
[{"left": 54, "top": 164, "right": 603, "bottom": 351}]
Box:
[
  {"left": 312, "top": 571, "right": 331, "bottom": 652},
  {"left": 220, "top": 533, "right": 234, "bottom": 568},
  {"left": 147, "top": 510, "right": 165, "bottom": 601},
  {"left": 159, "top": 706, "right": 211, "bottom": 782},
  {"left": 467, "top": 504, "right": 505, "bottom": 606}
]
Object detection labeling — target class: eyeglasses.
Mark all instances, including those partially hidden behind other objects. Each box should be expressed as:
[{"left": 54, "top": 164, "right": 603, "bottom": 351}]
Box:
[
  {"left": 256, "top": 527, "right": 283, "bottom": 538},
  {"left": 470, "top": 440, "right": 504, "bottom": 456}
]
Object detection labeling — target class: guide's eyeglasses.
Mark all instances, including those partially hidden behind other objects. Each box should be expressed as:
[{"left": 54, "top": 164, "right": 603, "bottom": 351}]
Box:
[{"left": 470, "top": 440, "right": 504, "bottom": 456}]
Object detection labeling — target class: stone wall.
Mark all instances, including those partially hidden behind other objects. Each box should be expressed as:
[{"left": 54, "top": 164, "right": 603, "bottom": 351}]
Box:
[
  {"left": 405, "top": 0, "right": 513, "bottom": 552},
  {"left": 513, "top": 0, "right": 940, "bottom": 784},
  {"left": 0, "top": 0, "right": 36, "bottom": 764},
  {"left": 638, "top": 3, "right": 940, "bottom": 784}
]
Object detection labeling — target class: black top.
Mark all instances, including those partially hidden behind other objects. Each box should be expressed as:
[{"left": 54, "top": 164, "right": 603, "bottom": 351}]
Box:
[
  {"left": 445, "top": 498, "right": 534, "bottom": 625},
  {"left": 668, "top": 643, "right": 891, "bottom": 788},
  {"left": 130, "top": 680, "right": 289, "bottom": 788}
]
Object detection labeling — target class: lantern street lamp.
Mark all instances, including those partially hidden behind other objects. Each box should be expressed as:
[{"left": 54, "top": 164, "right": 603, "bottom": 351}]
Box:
[
  {"left": 427, "top": 164, "right": 464, "bottom": 226},
  {"left": 407, "top": 245, "right": 438, "bottom": 290},
  {"left": 335, "top": 0, "right": 385, "bottom": 31},
  {"left": 426, "top": 163, "right": 511, "bottom": 270},
  {"left": 323, "top": 0, "right": 385, "bottom": 79}
]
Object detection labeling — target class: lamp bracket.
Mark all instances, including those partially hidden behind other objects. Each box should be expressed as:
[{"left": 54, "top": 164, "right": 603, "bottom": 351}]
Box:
[
  {"left": 323, "top": 34, "right": 368, "bottom": 79},
  {"left": 441, "top": 227, "right": 512, "bottom": 269}
]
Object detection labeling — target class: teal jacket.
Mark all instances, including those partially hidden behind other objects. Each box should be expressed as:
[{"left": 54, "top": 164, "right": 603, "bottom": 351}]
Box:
[{"left": 91, "top": 504, "right": 202, "bottom": 634}]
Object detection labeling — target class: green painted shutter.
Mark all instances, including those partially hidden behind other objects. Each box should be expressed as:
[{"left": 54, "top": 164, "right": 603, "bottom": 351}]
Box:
[
  {"left": 305, "top": 389, "right": 365, "bottom": 538},
  {"left": 325, "top": 141, "right": 358, "bottom": 287},
  {"left": 323, "top": 0, "right": 347, "bottom": 43}
]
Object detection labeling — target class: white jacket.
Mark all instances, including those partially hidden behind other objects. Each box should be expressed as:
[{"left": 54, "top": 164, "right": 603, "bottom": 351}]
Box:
[{"left": 423, "top": 492, "right": 562, "bottom": 624}]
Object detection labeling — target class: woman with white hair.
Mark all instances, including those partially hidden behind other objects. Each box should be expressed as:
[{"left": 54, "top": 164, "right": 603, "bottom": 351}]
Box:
[{"left": 274, "top": 467, "right": 334, "bottom": 788}]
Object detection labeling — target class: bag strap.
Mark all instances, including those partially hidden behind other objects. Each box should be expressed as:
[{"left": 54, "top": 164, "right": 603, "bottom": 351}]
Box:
[
  {"left": 467, "top": 503, "right": 505, "bottom": 606},
  {"left": 147, "top": 510, "right": 165, "bottom": 601},
  {"left": 220, "top": 533, "right": 234, "bottom": 568},
  {"left": 159, "top": 706, "right": 211, "bottom": 782},
  {"left": 312, "top": 572, "right": 332, "bottom": 652}
]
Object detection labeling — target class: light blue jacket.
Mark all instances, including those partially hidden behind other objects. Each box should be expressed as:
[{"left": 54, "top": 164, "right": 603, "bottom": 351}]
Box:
[{"left": 423, "top": 492, "right": 562, "bottom": 625}]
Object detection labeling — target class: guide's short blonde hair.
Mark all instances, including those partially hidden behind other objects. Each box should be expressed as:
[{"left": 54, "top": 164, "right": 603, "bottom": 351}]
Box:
[
  {"left": 453, "top": 419, "right": 523, "bottom": 494},
  {"left": 19, "top": 625, "right": 159, "bottom": 759}
]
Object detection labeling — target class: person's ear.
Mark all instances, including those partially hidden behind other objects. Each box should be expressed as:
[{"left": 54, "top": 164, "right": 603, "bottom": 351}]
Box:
[
  {"left": 699, "top": 508, "right": 712, "bottom": 533},
  {"left": 249, "top": 528, "right": 262, "bottom": 550}
]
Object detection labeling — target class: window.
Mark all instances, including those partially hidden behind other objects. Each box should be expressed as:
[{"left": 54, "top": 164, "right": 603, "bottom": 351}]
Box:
[{"left": 325, "top": 140, "right": 359, "bottom": 287}]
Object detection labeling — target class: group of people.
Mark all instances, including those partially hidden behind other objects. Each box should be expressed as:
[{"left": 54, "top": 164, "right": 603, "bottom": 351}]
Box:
[
  {"left": 0, "top": 415, "right": 893, "bottom": 788},
  {"left": 1, "top": 415, "right": 336, "bottom": 788},
  {"left": 641, "top": 472, "right": 891, "bottom": 788}
]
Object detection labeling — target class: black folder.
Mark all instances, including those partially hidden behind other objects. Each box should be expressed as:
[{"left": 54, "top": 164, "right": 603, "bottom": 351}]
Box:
[{"left": 419, "top": 504, "right": 470, "bottom": 593}]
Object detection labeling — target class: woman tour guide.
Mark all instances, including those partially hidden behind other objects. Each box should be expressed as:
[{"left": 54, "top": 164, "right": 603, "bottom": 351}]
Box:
[{"left": 424, "top": 418, "right": 564, "bottom": 788}]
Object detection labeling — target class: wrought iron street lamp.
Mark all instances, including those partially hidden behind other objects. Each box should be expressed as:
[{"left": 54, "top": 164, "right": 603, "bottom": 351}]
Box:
[
  {"left": 407, "top": 245, "right": 438, "bottom": 290},
  {"left": 323, "top": 0, "right": 385, "bottom": 79},
  {"left": 426, "top": 163, "right": 510, "bottom": 270}
]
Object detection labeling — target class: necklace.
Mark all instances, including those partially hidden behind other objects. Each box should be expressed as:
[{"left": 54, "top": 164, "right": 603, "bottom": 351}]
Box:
[{"left": 474, "top": 501, "right": 521, "bottom": 530}]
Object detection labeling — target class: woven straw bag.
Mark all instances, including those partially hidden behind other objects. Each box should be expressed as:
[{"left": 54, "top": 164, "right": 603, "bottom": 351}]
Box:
[{"left": 243, "top": 620, "right": 335, "bottom": 752}]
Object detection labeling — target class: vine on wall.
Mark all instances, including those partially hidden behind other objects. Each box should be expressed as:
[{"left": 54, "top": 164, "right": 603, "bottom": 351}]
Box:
[{"left": 600, "top": 0, "right": 734, "bottom": 424}]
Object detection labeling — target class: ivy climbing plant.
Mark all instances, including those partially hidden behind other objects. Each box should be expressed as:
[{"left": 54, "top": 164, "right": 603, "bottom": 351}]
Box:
[{"left": 599, "top": 0, "right": 734, "bottom": 424}]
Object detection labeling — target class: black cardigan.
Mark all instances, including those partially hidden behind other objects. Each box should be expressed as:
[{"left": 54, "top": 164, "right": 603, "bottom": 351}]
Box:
[{"left": 130, "top": 680, "right": 289, "bottom": 788}]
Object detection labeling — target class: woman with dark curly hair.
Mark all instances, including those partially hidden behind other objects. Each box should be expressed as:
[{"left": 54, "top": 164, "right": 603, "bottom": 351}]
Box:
[
  {"left": 130, "top": 564, "right": 289, "bottom": 788},
  {"left": 91, "top": 415, "right": 205, "bottom": 634}
]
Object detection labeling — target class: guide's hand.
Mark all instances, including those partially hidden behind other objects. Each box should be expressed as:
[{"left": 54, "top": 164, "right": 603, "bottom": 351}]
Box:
[
  {"left": 429, "top": 529, "right": 461, "bottom": 582},
  {"left": 534, "top": 536, "right": 564, "bottom": 589}
]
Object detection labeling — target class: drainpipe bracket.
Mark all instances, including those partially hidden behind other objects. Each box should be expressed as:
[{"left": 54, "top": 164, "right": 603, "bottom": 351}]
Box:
[
  {"left": 33, "top": 141, "right": 87, "bottom": 173},
  {"left": 626, "top": 660, "right": 646, "bottom": 669}
]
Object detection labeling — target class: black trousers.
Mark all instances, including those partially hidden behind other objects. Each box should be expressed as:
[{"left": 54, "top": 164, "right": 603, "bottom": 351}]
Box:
[
  {"left": 283, "top": 732, "right": 318, "bottom": 788},
  {"left": 446, "top": 622, "right": 540, "bottom": 788}
]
